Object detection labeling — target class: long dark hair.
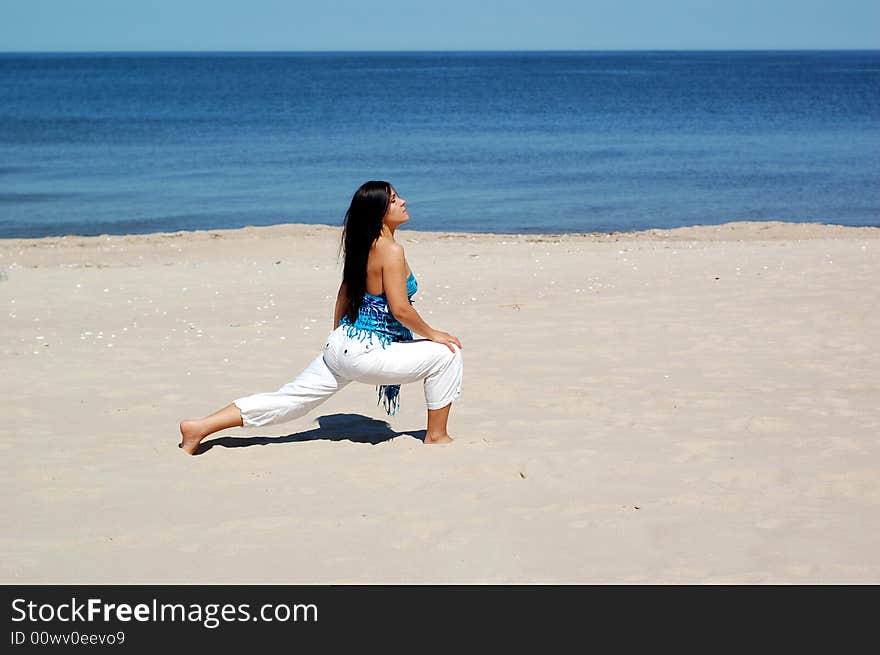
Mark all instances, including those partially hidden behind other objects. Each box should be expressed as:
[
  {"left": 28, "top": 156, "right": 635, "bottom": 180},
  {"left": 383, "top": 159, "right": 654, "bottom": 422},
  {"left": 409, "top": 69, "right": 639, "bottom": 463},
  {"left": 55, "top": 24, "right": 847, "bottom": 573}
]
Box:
[{"left": 340, "top": 180, "right": 391, "bottom": 322}]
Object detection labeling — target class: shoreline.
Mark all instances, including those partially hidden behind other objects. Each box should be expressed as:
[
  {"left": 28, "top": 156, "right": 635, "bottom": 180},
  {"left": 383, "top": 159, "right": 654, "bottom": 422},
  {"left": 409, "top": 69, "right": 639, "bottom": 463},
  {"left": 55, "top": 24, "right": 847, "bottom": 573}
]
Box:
[{"left": 2, "top": 218, "right": 878, "bottom": 248}]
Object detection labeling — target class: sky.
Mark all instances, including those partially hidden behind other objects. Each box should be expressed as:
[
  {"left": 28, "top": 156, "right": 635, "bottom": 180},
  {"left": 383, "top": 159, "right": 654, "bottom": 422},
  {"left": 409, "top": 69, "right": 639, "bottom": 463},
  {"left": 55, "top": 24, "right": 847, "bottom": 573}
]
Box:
[{"left": 1, "top": 0, "right": 878, "bottom": 52}]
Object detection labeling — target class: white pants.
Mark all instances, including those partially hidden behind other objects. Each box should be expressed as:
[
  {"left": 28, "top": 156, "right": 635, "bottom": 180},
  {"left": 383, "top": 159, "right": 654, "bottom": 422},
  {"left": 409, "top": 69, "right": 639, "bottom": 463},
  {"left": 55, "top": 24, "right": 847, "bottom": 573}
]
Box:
[{"left": 232, "top": 325, "right": 463, "bottom": 428}]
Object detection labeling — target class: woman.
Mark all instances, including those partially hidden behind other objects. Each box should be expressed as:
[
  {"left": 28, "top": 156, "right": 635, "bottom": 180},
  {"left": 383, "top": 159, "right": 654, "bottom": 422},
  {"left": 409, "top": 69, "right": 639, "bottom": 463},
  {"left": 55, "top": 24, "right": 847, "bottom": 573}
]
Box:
[{"left": 179, "top": 181, "right": 463, "bottom": 454}]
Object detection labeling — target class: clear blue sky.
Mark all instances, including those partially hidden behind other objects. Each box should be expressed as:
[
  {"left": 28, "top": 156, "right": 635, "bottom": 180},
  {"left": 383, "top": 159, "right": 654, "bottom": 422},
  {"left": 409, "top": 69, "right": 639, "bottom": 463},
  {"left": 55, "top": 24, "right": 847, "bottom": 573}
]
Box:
[{"left": 2, "top": 0, "right": 878, "bottom": 51}]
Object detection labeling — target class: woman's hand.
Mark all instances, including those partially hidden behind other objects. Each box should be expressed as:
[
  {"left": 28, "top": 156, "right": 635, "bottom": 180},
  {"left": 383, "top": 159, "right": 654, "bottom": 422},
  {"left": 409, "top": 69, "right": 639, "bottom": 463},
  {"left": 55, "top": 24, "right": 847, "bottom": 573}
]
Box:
[{"left": 428, "top": 330, "right": 463, "bottom": 353}]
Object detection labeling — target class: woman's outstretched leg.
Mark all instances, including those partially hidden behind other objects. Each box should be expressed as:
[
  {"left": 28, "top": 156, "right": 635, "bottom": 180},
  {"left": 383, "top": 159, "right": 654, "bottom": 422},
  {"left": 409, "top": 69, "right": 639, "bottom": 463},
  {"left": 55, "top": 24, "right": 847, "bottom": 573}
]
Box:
[
  {"left": 179, "top": 403, "right": 243, "bottom": 455},
  {"left": 179, "top": 351, "right": 351, "bottom": 455},
  {"left": 425, "top": 402, "right": 454, "bottom": 444}
]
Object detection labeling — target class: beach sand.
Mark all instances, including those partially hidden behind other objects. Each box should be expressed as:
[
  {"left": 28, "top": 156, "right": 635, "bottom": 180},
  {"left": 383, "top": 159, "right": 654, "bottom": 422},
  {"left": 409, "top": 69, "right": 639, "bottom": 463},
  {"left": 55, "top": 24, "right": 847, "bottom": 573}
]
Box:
[{"left": 2, "top": 220, "right": 878, "bottom": 583}]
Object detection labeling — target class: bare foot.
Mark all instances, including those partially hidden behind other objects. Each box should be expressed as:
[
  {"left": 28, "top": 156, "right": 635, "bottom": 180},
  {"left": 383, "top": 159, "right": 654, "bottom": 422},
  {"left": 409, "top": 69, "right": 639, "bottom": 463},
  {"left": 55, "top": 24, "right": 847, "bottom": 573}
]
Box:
[
  {"left": 424, "top": 433, "right": 454, "bottom": 445},
  {"left": 179, "top": 419, "right": 206, "bottom": 455}
]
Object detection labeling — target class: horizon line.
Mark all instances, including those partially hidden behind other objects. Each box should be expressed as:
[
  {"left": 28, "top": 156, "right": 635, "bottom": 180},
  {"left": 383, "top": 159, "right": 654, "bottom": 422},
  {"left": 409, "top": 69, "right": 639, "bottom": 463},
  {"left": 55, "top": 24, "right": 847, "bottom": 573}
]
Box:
[{"left": 2, "top": 47, "right": 879, "bottom": 55}]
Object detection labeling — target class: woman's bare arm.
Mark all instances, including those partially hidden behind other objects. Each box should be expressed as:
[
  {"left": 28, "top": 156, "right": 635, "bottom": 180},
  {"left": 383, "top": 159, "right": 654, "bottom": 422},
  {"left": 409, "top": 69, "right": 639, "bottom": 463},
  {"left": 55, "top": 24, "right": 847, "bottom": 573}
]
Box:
[
  {"left": 382, "top": 243, "right": 462, "bottom": 352},
  {"left": 332, "top": 280, "right": 348, "bottom": 329}
]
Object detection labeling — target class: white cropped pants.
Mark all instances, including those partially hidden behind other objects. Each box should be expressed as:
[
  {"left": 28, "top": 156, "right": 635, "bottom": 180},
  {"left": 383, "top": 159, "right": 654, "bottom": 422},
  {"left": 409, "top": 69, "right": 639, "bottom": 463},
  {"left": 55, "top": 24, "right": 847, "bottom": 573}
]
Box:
[{"left": 232, "top": 326, "right": 463, "bottom": 428}]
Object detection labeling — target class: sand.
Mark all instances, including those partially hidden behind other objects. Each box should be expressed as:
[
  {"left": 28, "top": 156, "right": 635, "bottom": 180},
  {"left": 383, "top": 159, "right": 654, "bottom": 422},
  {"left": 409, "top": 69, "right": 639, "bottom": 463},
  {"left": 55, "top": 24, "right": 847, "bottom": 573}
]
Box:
[{"left": 1, "top": 220, "right": 878, "bottom": 583}]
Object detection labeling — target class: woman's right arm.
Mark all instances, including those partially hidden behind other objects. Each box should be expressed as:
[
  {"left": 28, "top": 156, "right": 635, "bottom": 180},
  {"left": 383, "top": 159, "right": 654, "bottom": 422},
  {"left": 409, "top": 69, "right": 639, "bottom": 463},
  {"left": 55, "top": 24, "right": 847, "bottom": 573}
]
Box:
[
  {"left": 332, "top": 280, "right": 348, "bottom": 329},
  {"left": 382, "top": 244, "right": 462, "bottom": 353}
]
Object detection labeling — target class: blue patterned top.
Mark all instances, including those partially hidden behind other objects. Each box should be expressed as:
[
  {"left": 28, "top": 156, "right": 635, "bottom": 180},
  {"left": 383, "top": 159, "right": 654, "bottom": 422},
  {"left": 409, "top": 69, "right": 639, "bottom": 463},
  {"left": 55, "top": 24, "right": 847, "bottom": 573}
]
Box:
[
  {"left": 338, "top": 271, "right": 418, "bottom": 346},
  {"left": 337, "top": 271, "right": 418, "bottom": 416}
]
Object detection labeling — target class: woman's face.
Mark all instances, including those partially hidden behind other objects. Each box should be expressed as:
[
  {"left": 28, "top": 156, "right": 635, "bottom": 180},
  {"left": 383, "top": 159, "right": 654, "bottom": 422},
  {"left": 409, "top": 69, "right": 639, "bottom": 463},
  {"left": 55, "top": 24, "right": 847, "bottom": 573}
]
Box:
[{"left": 383, "top": 187, "right": 409, "bottom": 227}]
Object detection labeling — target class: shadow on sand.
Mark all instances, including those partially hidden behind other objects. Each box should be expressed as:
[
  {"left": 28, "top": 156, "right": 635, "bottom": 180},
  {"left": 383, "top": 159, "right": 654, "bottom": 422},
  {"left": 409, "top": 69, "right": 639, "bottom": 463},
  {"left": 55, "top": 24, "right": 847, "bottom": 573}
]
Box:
[{"left": 194, "top": 413, "right": 426, "bottom": 455}]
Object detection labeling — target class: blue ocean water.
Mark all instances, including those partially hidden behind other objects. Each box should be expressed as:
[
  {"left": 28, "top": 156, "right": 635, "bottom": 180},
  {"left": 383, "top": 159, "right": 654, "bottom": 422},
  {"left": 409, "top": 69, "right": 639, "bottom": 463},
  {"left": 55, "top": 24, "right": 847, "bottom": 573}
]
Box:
[{"left": 1, "top": 51, "right": 878, "bottom": 238}]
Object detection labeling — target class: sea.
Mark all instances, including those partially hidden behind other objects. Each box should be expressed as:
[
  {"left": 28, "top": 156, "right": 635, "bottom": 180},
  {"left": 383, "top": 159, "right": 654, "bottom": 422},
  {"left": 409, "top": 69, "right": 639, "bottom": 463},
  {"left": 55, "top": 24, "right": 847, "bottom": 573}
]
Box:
[{"left": 1, "top": 51, "right": 878, "bottom": 238}]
